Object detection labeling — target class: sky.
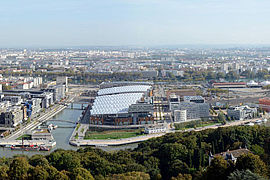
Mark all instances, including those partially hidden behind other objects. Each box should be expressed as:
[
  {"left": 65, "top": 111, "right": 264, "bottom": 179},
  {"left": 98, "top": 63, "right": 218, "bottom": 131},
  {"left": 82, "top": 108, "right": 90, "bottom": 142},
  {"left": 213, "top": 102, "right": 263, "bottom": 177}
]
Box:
[{"left": 0, "top": 0, "right": 270, "bottom": 47}]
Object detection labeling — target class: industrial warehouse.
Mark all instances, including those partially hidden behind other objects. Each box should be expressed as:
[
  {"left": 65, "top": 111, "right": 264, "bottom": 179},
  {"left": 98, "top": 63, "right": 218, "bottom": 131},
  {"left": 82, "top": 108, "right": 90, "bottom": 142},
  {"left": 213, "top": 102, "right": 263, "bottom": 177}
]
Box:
[{"left": 89, "top": 83, "right": 154, "bottom": 126}]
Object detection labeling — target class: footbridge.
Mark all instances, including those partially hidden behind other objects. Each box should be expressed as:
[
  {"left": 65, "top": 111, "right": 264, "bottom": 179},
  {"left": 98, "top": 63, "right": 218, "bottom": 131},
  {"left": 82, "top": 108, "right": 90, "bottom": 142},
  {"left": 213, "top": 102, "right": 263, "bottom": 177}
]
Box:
[{"left": 47, "top": 119, "right": 77, "bottom": 124}]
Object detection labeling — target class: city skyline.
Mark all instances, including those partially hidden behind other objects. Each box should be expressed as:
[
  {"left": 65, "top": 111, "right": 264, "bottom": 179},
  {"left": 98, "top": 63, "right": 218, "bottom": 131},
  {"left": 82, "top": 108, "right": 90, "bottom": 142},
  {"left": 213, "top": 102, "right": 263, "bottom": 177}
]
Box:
[{"left": 1, "top": 0, "right": 270, "bottom": 47}]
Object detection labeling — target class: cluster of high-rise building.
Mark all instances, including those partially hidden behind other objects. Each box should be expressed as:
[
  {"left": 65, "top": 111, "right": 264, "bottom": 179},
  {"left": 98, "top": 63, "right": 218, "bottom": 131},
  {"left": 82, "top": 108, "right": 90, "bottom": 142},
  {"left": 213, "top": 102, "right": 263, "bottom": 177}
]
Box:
[{"left": 0, "top": 76, "right": 68, "bottom": 129}]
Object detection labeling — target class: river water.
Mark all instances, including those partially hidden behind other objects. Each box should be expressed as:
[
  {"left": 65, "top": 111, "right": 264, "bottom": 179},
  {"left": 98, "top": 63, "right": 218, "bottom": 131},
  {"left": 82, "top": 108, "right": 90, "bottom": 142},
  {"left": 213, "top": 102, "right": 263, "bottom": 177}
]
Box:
[{"left": 0, "top": 104, "right": 137, "bottom": 158}]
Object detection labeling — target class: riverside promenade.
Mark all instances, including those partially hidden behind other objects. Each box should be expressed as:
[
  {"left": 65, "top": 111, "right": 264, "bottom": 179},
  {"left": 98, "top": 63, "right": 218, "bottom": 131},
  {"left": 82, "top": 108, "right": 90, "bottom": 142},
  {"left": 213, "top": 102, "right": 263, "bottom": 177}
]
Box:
[{"left": 69, "top": 132, "right": 165, "bottom": 146}]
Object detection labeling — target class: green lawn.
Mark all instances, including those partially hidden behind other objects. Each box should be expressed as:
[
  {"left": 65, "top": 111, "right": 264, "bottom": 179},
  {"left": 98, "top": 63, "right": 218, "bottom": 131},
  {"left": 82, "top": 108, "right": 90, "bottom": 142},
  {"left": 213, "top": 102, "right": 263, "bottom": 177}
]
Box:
[
  {"left": 16, "top": 134, "right": 32, "bottom": 140},
  {"left": 84, "top": 130, "right": 142, "bottom": 140},
  {"left": 76, "top": 123, "right": 81, "bottom": 131}
]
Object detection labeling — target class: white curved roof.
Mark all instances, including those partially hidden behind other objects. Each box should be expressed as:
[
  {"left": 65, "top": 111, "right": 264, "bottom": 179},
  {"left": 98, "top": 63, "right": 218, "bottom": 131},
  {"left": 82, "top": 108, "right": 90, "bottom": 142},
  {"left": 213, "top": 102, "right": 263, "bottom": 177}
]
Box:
[
  {"left": 98, "top": 85, "right": 151, "bottom": 96},
  {"left": 90, "top": 93, "right": 144, "bottom": 115}
]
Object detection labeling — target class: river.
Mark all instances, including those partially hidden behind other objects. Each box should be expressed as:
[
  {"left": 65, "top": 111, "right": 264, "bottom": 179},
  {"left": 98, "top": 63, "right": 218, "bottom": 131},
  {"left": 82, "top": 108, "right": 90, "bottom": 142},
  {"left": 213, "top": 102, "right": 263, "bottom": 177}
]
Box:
[{"left": 0, "top": 104, "right": 138, "bottom": 158}]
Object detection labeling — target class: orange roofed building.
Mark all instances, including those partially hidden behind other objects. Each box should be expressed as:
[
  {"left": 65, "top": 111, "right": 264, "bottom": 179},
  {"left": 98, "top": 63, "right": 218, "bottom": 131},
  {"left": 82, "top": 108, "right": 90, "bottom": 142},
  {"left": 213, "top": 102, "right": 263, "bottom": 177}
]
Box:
[{"left": 259, "top": 97, "right": 270, "bottom": 112}]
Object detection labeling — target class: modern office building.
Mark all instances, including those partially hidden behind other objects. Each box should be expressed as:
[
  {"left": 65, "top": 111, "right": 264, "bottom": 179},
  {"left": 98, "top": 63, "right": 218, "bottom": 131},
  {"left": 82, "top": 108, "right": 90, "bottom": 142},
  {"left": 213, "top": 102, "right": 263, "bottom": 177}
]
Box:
[
  {"left": 227, "top": 105, "right": 257, "bottom": 120},
  {"left": 169, "top": 94, "right": 180, "bottom": 111},
  {"left": 174, "top": 110, "right": 187, "bottom": 122},
  {"left": 90, "top": 83, "right": 154, "bottom": 126},
  {"left": 178, "top": 102, "right": 210, "bottom": 120},
  {"left": 171, "top": 95, "right": 209, "bottom": 121}
]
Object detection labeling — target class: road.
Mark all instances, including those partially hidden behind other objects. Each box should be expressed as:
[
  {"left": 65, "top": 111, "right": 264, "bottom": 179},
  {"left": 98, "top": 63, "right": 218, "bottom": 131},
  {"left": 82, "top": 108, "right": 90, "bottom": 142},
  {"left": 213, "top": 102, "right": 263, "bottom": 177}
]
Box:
[{"left": 177, "top": 117, "right": 265, "bottom": 133}]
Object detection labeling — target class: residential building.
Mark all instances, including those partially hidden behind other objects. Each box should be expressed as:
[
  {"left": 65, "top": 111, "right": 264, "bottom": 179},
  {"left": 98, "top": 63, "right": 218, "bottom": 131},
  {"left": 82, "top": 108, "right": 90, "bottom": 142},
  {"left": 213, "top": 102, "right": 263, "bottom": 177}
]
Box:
[{"left": 0, "top": 105, "right": 23, "bottom": 127}]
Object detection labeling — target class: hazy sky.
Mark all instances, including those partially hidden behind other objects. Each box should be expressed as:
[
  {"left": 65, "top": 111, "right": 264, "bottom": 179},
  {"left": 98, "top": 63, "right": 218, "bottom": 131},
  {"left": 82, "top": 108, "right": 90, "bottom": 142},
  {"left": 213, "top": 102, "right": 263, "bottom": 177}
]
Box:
[{"left": 1, "top": 0, "right": 270, "bottom": 47}]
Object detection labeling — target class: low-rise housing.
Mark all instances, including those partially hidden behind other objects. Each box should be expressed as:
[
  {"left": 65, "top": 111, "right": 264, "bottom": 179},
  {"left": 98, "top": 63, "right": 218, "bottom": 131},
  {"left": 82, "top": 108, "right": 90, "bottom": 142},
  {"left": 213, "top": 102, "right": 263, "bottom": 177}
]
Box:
[{"left": 144, "top": 125, "right": 167, "bottom": 134}]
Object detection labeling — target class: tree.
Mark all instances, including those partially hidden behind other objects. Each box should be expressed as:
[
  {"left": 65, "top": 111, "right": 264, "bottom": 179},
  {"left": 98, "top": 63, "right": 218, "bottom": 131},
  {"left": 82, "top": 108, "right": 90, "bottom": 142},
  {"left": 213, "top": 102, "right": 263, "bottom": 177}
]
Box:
[
  {"left": 29, "top": 166, "right": 49, "bottom": 180},
  {"left": 205, "top": 156, "right": 231, "bottom": 180},
  {"left": 143, "top": 156, "right": 161, "bottom": 180},
  {"left": 171, "top": 173, "right": 192, "bottom": 180},
  {"left": 8, "top": 157, "right": 30, "bottom": 180},
  {"left": 71, "top": 167, "right": 94, "bottom": 180},
  {"left": 106, "top": 172, "right": 150, "bottom": 180},
  {"left": 55, "top": 170, "right": 69, "bottom": 180},
  {"left": 0, "top": 165, "right": 9, "bottom": 180},
  {"left": 228, "top": 169, "right": 266, "bottom": 180},
  {"left": 217, "top": 72, "right": 225, "bottom": 79},
  {"left": 169, "top": 160, "right": 189, "bottom": 178},
  {"left": 47, "top": 151, "right": 81, "bottom": 171},
  {"left": 29, "top": 154, "right": 49, "bottom": 167},
  {"left": 218, "top": 112, "right": 226, "bottom": 124},
  {"left": 226, "top": 71, "right": 239, "bottom": 80},
  {"left": 44, "top": 165, "right": 62, "bottom": 180},
  {"left": 2, "top": 84, "right": 12, "bottom": 90},
  {"left": 235, "top": 153, "right": 268, "bottom": 178},
  {"left": 158, "top": 143, "right": 188, "bottom": 166},
  {"left": 206, "top": 72, "right": 216, "bottom": 80},
  {"left": 251, "top": 144, "right": 265, "bottom": 157}
]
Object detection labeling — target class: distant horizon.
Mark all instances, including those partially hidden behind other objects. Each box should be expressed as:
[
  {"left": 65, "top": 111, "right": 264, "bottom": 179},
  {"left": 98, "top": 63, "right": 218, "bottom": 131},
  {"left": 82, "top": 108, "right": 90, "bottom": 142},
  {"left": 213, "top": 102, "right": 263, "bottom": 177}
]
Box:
[{"left": 2, "top": 44, "right": 270, "bottom": 50}]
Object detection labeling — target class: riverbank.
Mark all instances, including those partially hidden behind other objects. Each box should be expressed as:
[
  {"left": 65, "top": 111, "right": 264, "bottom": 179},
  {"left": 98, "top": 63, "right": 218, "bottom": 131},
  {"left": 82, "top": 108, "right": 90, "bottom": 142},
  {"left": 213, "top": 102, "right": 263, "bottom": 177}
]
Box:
[
  {"left": 69, "top": 132, "right": 165, "bottom": 146},
  {"left": 0, "top": 139, "right": 56, "bottom": 148}
]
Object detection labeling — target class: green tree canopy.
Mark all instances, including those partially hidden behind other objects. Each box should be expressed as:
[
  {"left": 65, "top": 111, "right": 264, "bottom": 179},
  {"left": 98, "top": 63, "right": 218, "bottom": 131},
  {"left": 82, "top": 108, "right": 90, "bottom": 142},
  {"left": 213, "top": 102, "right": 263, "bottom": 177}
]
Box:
[{"left": 235, "top": 153, "right": 268, "bottom": 178}]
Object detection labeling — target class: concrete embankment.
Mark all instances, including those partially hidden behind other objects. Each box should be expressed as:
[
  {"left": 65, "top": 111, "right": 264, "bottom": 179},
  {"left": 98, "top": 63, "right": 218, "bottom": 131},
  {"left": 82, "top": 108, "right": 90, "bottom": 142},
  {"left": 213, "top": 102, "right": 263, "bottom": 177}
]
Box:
[{"left": 69, "top": 133, "right": 165, "bottom": 147}]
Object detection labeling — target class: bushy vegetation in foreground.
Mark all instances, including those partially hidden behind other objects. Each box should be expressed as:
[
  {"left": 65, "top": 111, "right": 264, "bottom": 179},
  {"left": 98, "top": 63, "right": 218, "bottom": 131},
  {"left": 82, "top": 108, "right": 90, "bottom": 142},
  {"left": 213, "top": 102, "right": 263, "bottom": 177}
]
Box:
[{"left": 1, "top": 125, "right": 270, "bottom": 179}]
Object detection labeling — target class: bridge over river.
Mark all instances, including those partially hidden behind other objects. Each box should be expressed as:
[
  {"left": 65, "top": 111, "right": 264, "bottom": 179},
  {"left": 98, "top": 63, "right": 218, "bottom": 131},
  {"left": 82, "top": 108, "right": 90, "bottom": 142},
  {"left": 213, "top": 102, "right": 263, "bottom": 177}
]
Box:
[{"left": 47, "top": 119, "right": 78, "bottom": 124}]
